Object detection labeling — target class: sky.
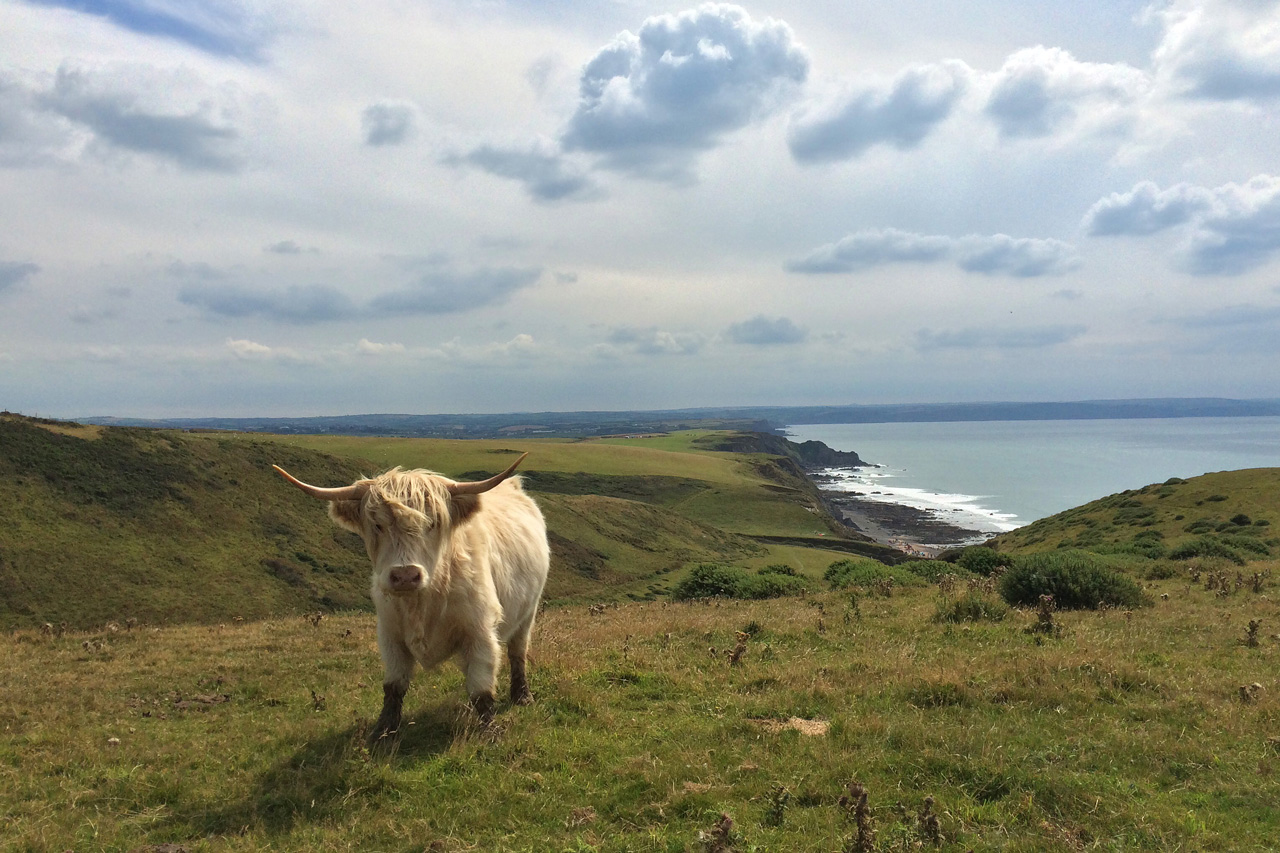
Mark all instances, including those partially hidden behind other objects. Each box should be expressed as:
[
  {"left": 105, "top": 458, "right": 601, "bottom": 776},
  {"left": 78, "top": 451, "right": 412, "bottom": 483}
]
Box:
[{"left": 2, "top": 0, "right": 1280, "bottom": 418}]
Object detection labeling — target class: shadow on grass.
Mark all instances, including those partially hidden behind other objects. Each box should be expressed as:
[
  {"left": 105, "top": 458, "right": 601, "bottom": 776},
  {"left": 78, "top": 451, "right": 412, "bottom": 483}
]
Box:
[{"left": 164, "top": 699, "right": 469, "bottom": 839}]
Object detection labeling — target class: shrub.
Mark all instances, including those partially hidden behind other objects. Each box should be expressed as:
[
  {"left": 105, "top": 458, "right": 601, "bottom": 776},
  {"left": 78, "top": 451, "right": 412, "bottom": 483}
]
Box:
[
  {"left": 1229, "top": 514, "right": 1253, "bottom": 526},
  {"left": 740, "top": 571, "right": 809, "bottom": 599},
  {"left": 955, "top": 546, "right": 1013, "bottom": 576},
  {"left": 758, "top": 563, "right": 799, "bottom": 577},
  {"left": 933, "top": 593, "right": 1009, "bottom": 623},
  {"left": 1095, "top": 540, "right": 1167, "bottom": 560},
  {"left": 1168, "top": 537, "right": 1246, "bottom": 565},
  {"left": 671, "top": 563, "right": 807, "bottom": 600},
  {"left": 904, "top": 559, "right": 970, "bottom": 583},
  {"left": 998, "top": 551, "right": 1149, "bottom": 610},
  {"left": 824, "top": 559, "right": 923, "bottom": 590},
  {"left": 1216, "top": 534, "right": 1271, "bottom": 556}
]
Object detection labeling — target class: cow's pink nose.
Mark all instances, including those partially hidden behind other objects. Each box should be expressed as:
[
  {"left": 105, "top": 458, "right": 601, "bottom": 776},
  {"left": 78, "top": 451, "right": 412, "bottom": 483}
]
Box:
[{"left": 389, "top": 565, "right": 423, "bottom": 590}]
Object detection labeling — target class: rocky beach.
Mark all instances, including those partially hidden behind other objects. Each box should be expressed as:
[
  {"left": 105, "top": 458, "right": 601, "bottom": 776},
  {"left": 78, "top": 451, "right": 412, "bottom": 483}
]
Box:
[{"left": 809, "top": 469, "right": 993, "bottom": 556}]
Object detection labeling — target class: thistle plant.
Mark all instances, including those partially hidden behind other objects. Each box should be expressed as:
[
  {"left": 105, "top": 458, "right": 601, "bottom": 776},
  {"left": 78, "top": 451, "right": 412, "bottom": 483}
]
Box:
[
  {"left": 1245, "top": 619, "right": 1261, "bottom": 648},
  {"left": 839, "top": 781, "right": 874, "bottom": 853},
  {"left": 765, "top": 785, "right": 790, "bottom": 827},
  {"left": 918, "top": 796, "right": 942, "bottom": 847}
]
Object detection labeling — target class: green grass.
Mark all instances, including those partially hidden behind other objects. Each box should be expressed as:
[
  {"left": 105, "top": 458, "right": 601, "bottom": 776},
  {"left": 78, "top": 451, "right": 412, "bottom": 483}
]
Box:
[
  {"left": 3, "top": 569, "right": 1278, "bottom": 851},
  {"left": 993, "top": 469, "right": 1280, "bottom": 563}
]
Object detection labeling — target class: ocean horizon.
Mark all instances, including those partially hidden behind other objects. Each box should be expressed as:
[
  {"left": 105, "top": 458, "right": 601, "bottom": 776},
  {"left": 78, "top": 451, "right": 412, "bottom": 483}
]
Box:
[{"left": 786, "top": 416, "right": 1280, "bottom": 534}]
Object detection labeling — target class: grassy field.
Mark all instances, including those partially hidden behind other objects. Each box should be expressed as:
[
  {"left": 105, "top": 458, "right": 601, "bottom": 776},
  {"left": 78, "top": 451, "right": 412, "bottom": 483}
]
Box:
[
  {"left": 3, "top": 563, "right": 1278, "bottom": 852},
  {"left": 5, "top": 416, "right": 1280, "bottom": 850},
  {"left": 0, "top": 416, "right": 871, "bottom": 628}
]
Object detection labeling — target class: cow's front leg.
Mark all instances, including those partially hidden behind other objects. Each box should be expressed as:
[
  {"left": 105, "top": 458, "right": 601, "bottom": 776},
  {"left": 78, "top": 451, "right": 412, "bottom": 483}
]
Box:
[
  {"left": 371, "top": 681, "right": 407, "bottom": 744},
  {"left": 370, "top": 627, "right": 416, "bottom": 745},
  {"left": 463, "top": 632, "right": 500, "bottom": 724}
]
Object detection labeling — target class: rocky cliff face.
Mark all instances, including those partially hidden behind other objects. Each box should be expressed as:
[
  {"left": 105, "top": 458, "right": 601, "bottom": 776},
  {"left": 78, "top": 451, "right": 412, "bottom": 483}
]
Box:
[{"left": 693, "top": 431, "right": 865, "bottom": 468}]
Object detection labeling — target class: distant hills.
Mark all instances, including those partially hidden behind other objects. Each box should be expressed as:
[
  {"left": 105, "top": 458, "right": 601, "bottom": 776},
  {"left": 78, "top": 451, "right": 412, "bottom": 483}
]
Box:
[{"left": 77, "top": 397, "right": 1280, "bottom": 440}]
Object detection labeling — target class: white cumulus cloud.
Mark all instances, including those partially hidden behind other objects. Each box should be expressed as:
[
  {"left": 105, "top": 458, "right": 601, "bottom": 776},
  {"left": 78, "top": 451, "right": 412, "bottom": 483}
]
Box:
[{"left": 561, "top": 3, "right": 809, "bottom": 180}]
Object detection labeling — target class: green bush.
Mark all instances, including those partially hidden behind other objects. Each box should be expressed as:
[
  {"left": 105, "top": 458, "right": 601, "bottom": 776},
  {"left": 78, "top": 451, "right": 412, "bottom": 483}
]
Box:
[
  {"left": 1143, "top": 562, "right": 1181, "bottom": 580},
  {"left": 672, "top": 563, "right": 807, "bottom": 600},
  {"left": 955, "top": 546, "right": 1013, "bottom": 576},
  {"left": 933, "top": 593, "right": 1009, "bottom": 623},
  {"left": 904, "top": 559, "right": 971, "bottom": 582},
  {"left": 824, "top": 559, "right": 923, "bottom": 590},
  {"left": 1093, "top": 538, "right": 1166, "bottom": 560},
  {"left": 998, "top": 551, "right": 1150, "bottom": 610},
  {"left": 1168, "top": 537, "right": 1246, "bottom": 565},
  {"left": 757, "top": 564, "right": 799, "bottom": 577},
  {"left": 1214, "top": 534, "right": 1270, "bottom": 556}
]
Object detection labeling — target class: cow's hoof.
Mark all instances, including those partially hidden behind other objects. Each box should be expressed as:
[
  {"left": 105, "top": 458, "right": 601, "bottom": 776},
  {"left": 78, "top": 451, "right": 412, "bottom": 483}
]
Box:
[
  {"left": 368, "top": 728, "right": 398, "bottom": 748},
  {"left": 512, "top": 690, "right": 535, "bottom": 706},
  {"left": 471, "top": 693, "right": 496, "bottom": 724}
]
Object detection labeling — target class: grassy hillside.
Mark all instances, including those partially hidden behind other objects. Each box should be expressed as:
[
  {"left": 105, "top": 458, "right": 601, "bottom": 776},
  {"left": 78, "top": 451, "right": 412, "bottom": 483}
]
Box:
[
  {"left": 3, "top": 570, "right": 1277, "bottom": 851},
  {"left": 0, "top": 415, "right": 375, "bottom": 629},
  {"left": 0, "top": 417, "right": 870, "bottom": 629},
  {"left": 992, "top": 468, "right": 1280, "bottom": 563}
]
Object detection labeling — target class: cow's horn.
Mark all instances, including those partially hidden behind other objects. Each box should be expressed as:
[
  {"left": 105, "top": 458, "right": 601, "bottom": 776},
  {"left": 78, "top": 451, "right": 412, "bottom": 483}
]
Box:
[
  {"left": 273, "top": 465, "right": 370, "bottom": 502},
  {"left": 448, "top": 453, "right": 528, "bottom": 496}
]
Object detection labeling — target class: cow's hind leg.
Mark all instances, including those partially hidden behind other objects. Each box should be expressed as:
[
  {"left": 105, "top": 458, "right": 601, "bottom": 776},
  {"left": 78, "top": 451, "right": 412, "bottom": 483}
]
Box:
[{"left": 508, "top": 620, "right": 535, "bottom": 706}]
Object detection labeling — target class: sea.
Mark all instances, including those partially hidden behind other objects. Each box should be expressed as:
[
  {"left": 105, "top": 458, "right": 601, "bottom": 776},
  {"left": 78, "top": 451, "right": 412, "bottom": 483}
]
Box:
[{"left": 786, "top": 416, "right": 1280, "bottom": 535}]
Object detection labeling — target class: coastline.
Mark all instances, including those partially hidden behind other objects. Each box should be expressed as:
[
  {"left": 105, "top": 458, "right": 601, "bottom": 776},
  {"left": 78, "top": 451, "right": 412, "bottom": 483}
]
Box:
[{"left": 808, "top": 470, "right": 993, "bottom": 557}]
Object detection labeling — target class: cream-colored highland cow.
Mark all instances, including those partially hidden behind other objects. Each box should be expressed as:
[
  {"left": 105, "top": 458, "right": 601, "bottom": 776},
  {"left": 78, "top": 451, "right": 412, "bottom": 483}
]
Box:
[{"left": 273, "top": 454, "right": 550, "bottom": 740}]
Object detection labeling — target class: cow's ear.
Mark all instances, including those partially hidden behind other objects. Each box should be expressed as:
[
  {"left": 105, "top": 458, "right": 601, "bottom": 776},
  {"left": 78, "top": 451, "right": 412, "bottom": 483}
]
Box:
[
  {"left": 328, "top": 499, "right": 363, "bottom": 534},
  {"left": 451, "top": 494, "right": 481, "bottom": 527}
]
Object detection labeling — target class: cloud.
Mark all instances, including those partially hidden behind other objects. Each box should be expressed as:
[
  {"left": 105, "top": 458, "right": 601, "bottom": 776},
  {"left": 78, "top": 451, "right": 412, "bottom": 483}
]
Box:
[
  {"left": 1152, "top": 0, "right": 1280, "bottom": 102},
  {"left": 786, "top": 228, "right": 952, "bottom": 273},
  {"left": 445, "top": 140, "right": 599, "bottom": 202},
  {"left": 954, "top": 234, "right": 1082, "bottom": 277},
  {"left": 224, "top": 338, "right": 309, "bottom": 362},
  {"left": 1084, "top": 174, "right": 1280, "bottom": 274},
  {"left": 1168, "top": 303, "right": 1280, "bottom": 328},
  {"left": 788, "top": 61, "right": 970, "bottom": 163},
  {"left": 0, "top": 260, "right": 40, "bottom": 293},
  {"left": 25, "top": 0, "right": 280, "bottom": 62},
  {"left": 725, "top": 314, "right": 807, "bottom": 345},
  {"left": 179, "top": 281, "right": 359, "bottom": 324},
  {"left": 606, "top": 325, "right": 704, "bottom": 355},
  {"left": 787, "top": 228, "right": 1079, "bottom": 277},
  {"left": 560, "top": 3, "right": 808, "bottom": 180},
  {"left": 361, "top": 100, "right": 418, "bottom": 146},
  {"left": 264, "top": 239, "right": 318, "bottom": 255},
  {"left": 225, "top": 337, "right": 272, "bottom": 358},
  {"left": 355, "top": 338, "right": 406, "bottom": 356},
  {"left": 983, "top": 46, "right": 1149, "bottom": 139},
  {"left": 368, "top": 266, "right": 542, "bottom": 315},
  {"left": 0, "top": 71, "right": 73, "bottom": 165},
  {"left": 1082, "top": 181, "right": 1216, "bottom": 235},
  {"left": 41, "top": 65, "right": 246, "bottom": 171},
  {"left": 916, "top": 324, "right": 1087, "bottom": 350}
]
